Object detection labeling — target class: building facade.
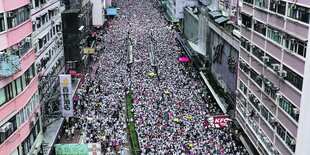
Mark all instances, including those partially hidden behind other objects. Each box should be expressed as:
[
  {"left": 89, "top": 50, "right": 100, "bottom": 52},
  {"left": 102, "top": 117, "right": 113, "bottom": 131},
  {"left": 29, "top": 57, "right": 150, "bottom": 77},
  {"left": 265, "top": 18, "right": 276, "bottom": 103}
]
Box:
[
  {"left": 0, "top": 0, "right": 42, "bottom": 155},
  {"left": 31, "top": 0, "right": 65, "bottom": 128},
  {"left": 236, "top": 0, "right": 310, "bottom": 155}
]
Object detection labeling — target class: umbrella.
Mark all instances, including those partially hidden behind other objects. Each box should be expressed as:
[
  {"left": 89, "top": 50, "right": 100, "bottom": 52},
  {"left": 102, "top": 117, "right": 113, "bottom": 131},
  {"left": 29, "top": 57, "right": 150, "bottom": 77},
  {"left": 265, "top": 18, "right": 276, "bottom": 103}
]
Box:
[
  {"left": 70, "top": 70, "right": 77, "bottom": 76},
  {"left": 179, "top": 57, "right": 190, "bottom": 62},
  {"left": 148, "top": 72, "right": 155, "bottom": 77},
  {"left": 173, "top": 118, "right": 179, "bottom": 122}
]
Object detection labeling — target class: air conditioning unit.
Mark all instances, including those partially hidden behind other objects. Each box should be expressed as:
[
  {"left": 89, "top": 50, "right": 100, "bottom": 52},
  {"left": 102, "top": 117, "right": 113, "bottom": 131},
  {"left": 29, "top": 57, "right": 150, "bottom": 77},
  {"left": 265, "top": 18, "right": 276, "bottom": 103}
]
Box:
[
  {"left": 258, "top": 103, "right": 263, "bottom": 108},
  {"left": 25, "top": 37, "right": 31, "bottom": 42},
  {"left": 51, "top": 20, "right": 55, "bottom": 25},
  {"left": 28, "top": 3, "right": 34, "bottom": 9},
  {"left": 270, "top": 117, "right": 276, "bottom": 122},
  {"left": 248, "top": 92, "right": 254, "bottom": 97},
  {"left": 253, "top": 20, "right": 257, "bottom": 24},
  {"left": 254, "top": 98, "right": 259, "bottom": 103},
  {"left": 261, "top": 56, "right": 270, "bottom": 63},
  {"left": 271, "top": 147, "right": 277, "bottom": 152},
  {"left": 271, "top": 64, "right": 281, "bottom": 71},
  {"left": 276, "top": 93, "right": 282, "bottom": 99},
  {"left": 57, "top": 31, "right": 62, "bottom": 36},
  {"left": 290, "top": 139, "right": 296, "bottom": 145},
  {"left": 235, "top": 90, "right": 240, "bottom": 95},
  {"left": 293, "top": 108, "right": 299, "bottom": 114},
  {"left": 277, "top": 70, "right": 287, "bottom": 78}
]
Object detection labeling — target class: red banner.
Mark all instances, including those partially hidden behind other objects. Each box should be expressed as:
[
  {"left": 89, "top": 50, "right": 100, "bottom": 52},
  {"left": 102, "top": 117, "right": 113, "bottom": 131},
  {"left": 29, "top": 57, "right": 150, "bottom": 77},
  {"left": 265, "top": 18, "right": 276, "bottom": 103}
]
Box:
[{"left": 204, "top": 115, "right": 231, "bottom": 128}]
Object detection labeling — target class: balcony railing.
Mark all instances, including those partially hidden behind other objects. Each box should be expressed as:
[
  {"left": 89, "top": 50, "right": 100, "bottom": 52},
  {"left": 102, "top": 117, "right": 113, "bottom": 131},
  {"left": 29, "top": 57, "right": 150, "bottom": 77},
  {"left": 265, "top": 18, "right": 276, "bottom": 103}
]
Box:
[{"left": 0, "top": 54, "right": 20, "bottom": 78}]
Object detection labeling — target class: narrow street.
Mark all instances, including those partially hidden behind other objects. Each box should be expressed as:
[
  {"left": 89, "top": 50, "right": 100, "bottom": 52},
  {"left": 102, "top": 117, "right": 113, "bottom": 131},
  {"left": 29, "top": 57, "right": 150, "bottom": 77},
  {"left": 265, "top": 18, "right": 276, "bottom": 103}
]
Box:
[{"left": 62, "top": 0, "right": 247, "bottom": 154}]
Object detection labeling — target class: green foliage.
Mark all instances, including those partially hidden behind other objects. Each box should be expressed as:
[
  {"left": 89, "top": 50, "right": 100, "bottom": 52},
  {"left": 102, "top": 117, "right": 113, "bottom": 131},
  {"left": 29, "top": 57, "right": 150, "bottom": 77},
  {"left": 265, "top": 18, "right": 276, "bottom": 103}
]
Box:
[{"left": 126, "top": 92, "right": 141, "bottom": 155}]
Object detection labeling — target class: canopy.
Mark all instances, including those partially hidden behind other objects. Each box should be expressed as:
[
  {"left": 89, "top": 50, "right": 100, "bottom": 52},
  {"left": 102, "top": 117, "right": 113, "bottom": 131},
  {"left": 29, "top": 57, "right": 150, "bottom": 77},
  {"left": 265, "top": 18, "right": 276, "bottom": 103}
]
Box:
[
  {"left": 179, "top": 57, "right": 190, "bottom": 62},
  {"left": 106, "top": 8, "right": 118, "bottom": 15}
]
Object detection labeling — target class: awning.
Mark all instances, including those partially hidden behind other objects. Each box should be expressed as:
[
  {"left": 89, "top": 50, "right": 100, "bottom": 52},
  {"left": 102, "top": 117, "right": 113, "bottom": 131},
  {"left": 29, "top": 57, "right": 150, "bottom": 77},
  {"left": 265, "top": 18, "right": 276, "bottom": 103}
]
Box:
[
  {"left": 106, "top": 8, "right": 118, "bottom": 15},
  {"left": 188, "top": 41, "right": 205, "bottom": 56},
  {"left": 199, "top": 71, "right": 227, "bottom": 113},
  {"left": 209, "top": 11, "right": 221, "bottom": 18},
  {"left": 215, "top": 16, "right": 228, "bottom": 24}
]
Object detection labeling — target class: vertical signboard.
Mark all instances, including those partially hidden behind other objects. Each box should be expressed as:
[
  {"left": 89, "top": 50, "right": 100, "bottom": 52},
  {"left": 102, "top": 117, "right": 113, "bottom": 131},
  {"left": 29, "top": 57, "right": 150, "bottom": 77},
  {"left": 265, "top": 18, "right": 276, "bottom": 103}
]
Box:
[{"left": 59, "top": 74, "right": 73, "bottom": 117}]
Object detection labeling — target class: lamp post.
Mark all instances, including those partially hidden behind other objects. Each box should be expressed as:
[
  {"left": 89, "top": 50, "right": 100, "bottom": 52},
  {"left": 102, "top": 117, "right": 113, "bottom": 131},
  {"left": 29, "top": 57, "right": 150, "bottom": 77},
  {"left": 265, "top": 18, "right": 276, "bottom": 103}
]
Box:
[{"left": 126, "top": 32, "right": 133, "bottom": 91}]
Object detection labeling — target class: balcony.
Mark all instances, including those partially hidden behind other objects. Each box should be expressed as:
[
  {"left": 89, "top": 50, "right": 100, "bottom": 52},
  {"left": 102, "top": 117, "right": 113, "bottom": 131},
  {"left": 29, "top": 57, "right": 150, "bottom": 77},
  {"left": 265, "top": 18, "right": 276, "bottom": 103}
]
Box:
[
  {"left": 0, "top": 104, "right": 40, "bottom": 154},
  {"left": 0, "top": 0, "right": 30, "bottom": 12},
  {"left": 0, "top": 48, "right": 35, "bottom": 88},
  {"left": 0, "top": 54, "right": 20, "bottom": 78},
  {"left": 0, "top": 76, "right": 38, "bottom": 121}
]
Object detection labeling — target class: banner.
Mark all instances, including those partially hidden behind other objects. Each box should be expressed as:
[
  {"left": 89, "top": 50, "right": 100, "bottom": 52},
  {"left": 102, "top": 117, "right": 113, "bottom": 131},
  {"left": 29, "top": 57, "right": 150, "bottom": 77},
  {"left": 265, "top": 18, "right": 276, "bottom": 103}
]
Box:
[
  {"left": 55, "top": 143, "right": 101, "bottom": 155},
  {"left": 204, "top": 115, "right": 231, "bottom": 128},
  {"left": 59, "top": 74, "right": 73, "bottom": 117}
]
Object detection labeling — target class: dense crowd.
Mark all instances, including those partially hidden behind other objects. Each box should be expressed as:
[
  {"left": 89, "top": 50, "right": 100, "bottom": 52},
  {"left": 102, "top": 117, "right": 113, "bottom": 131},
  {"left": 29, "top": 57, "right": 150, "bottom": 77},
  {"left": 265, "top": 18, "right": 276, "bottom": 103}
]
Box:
[{"left": 62, "top": 0, "right": 248, "bottom": 154}]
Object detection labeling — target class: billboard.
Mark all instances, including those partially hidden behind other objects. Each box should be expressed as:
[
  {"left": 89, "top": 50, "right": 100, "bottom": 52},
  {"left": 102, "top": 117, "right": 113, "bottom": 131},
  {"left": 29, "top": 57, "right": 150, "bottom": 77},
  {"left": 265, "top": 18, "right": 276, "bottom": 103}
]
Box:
[
  {"left": 204, "top": 115, "right": 232, "bottom": 128},
  {"left": 59, "top": 74, "right": 73, "bottom": 117}
]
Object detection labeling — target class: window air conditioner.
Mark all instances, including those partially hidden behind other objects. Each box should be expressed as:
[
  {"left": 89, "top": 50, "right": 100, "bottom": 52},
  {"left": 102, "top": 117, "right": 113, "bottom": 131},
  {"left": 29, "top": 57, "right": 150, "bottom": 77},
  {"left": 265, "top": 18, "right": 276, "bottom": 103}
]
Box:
[
  {"left": 293, "top": 108, "right": 299, "bottom": 114},
  {"left": 25, "top": 37, "right": 31, "bottom": 43},
  {"left": 7, "top": 12, "right": 13, "bottom": 17},
  {"left": 254, "top": 98, "right": 259, "bottom": 103},
  {"left": 276, "top": 93, "right": 282, "bottom": 99},
  {"left": 270, "top": 117, "right": 276, "bottom": 122},
  {"left": 271, "top": 63, "right": 281, "bottom": 71},
  {"left": 290, "top": 139, "right": 296, "bottom": 145},
  {"left": 261, "top": 56, "right": 270, "bottom": 63},
  {"left": 277, "top": 70, "right": 287, "bottom": 78}
]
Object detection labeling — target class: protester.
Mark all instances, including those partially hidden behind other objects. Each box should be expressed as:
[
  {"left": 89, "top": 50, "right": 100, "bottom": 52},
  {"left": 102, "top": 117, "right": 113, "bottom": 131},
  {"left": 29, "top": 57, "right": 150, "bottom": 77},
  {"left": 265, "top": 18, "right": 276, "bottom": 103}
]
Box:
[{"left": 62, "top": 0, "right": 248, "bottom": 154}]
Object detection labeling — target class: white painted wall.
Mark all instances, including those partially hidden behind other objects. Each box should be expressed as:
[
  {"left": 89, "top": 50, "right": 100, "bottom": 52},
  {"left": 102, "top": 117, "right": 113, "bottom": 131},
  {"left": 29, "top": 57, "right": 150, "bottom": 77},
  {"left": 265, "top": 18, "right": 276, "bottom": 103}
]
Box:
[
  {"left": 175, "top": 0, "right": 197, "bottom": 19},
  {"left": 295, "top": 24, "right": 310, "bottom": 155},
  {"left": 90, "top": 0, "right": 104, "bottom": 27}
]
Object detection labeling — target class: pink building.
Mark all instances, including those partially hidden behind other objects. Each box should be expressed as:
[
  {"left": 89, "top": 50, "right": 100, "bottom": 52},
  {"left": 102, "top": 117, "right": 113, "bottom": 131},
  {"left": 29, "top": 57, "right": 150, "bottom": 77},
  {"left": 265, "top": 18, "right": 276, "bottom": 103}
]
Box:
[{"left": 0, "top": 0, "right": 42, "bottom": 155}]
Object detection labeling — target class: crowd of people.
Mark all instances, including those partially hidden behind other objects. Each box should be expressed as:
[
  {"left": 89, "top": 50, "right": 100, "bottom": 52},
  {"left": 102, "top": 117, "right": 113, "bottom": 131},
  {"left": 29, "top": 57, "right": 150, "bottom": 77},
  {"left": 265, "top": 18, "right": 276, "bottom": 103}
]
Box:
[{"left": 62, "top": 0, "right": 249, "bottom": 154}]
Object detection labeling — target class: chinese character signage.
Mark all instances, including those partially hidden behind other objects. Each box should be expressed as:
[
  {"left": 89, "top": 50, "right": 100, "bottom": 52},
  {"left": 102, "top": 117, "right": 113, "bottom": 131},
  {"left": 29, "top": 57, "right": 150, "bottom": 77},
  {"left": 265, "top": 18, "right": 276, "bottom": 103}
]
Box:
[
  {"left": 59, "top": 74, "right": 73, "bottom": 117},
  {"left": 55, "top": 143, "right": 101, "bottom": 155}
]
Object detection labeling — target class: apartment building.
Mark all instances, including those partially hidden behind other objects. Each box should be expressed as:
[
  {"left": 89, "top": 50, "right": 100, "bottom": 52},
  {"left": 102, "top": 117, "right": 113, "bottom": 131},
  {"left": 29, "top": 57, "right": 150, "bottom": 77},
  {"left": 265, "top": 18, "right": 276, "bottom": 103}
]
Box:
[
  {"left": 0, "top": 0, "right": 42, "bottom": 155},
  {"left": 236, "top": 0, "right": 310, "bottom": 154},
  {"left": 31, "top": 0, "right": 65, "bottom": 128}
]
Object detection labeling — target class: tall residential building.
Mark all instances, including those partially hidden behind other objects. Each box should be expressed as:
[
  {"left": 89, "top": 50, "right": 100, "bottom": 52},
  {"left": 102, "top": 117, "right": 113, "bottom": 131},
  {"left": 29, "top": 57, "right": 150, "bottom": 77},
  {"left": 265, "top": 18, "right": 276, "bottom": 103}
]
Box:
[
  {"left": 0, "top": 0, "right": 42, "bottom": 155},
  {"left": 236, "top": 0, "right": 310, "bottom": 154},
  {"left": 31, "top": 0, "right": 65, "bottom": 128}
]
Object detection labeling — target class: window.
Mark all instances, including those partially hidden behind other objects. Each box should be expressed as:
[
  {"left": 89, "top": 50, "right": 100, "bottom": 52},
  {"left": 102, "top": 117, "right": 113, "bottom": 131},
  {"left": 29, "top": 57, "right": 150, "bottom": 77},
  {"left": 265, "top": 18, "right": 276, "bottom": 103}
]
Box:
[
  {"left": 0, "top": 13, "right": 5, "bottom": 32},
  {"left": 267, "top": 26, "right": 282, "bottom": 44},
  {"left": 283, "top": 35, "right": 307, "bottom": 58},
  {"left": 276, "top": 123, "right": 286, "bottom": 140},
  {"left": 265, "top": 53, "right": 281, "bottom": 70},
  {"left": 279, "top": 97, "right": 299, "bottom": 122},
  {"left": 250, "top": 69, "right": 262, "bottom": 87},
  {"left": 0, "top": 88, "right": 6, "bottom": 105},
  {"left": 243, "top": 0, "right": 253, "bottom": 4},
  {"left": 7, "top": 5, "right": 30, "bottom": 29},
  {"left": 239, "top": 80, "right": 248, "bottom": 95},
  {"left": 288, "top": 3, "right": 310, "bottom": 23},
  {"left": 253, "top": 20, "right": 267, "bottom": 35},
  {"left": 269, "top": 0, "right": 286, "bottom": 15},
  {"left": 241, "top": 14, "right": 252, "bottom": 28},
  {"left": 283, "top": 65, "right": 303, "bottom": 91},
  {"left": 255, "top": 0, "right": 268, "bottom": 9},
  {"left": 0, "top": 116, "right": 17, "bottom": 145},
  {"left": 34, "top": 0, "right": 39, "bottom": 8},
  {"left": 240, "top": 37, "right": 251, "bottom": 52},
  {"left": 252, "top": 46, "right": 264, "bottom": 62},
  {"left": 285, "top": 133, "right": 296, "bottom": 152}
]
